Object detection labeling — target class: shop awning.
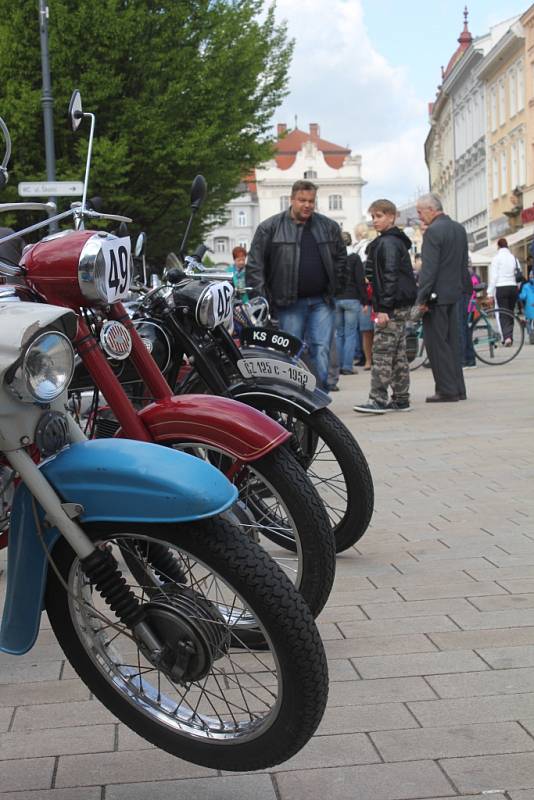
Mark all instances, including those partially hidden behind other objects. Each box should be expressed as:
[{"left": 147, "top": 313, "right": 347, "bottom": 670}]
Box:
[{"left": 469, "top": 222, "right": 534, "bottom": 266}]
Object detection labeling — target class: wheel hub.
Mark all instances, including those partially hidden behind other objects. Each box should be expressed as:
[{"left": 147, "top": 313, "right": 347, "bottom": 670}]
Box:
[{"left": 141, "top": 586, "right": 231, "bottom": 683}]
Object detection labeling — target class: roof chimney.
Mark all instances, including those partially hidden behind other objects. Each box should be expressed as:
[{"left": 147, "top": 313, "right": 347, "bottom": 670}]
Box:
[
  {"left": 277, "top": 123, "right": 287, "bottom": 137},
  {"left": 309, "top": 123, "right": 320, "bottom": 140}
]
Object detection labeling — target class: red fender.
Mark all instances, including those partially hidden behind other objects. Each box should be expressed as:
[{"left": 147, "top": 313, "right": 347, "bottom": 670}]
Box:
[{"left": 136, "top": 394, "right": 291, "bottom": 462}]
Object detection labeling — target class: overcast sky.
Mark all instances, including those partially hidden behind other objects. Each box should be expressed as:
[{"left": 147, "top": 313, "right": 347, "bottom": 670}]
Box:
[{"left": 272, "top": 0, "right": 528, "bottom": 210}]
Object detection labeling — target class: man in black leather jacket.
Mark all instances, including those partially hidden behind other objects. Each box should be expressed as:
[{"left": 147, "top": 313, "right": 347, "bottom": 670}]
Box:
[
  {"left": 354, "top": 198, "right": 417, "bottom": 414},
  {"left": 246, "top": 180, "right": 346, "bottom": 390}
]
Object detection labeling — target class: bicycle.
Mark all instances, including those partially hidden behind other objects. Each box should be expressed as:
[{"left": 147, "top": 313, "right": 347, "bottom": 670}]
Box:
[{"left": 407, "top": 284, "right": 525, "bottom": 369}]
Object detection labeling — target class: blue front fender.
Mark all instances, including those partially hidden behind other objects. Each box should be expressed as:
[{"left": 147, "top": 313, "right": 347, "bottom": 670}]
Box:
[{"left": 0, "top": 439, "right": 237, "bottom": 655}]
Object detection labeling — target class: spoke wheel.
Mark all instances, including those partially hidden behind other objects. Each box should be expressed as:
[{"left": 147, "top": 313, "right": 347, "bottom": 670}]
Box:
[
  {"left": 472, "top": 309, "right": 524, "bottom": 365},
  {"left": 166, "top": 444, "right": 335, "bottom": 618},
  {"left": 45, "top": 518, "right": 328, "bottom": 771}
]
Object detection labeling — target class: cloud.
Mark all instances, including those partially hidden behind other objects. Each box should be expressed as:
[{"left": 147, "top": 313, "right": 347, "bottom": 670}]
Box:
[{"left": 272, "top": 0, "right": 429, "bottom": 205}]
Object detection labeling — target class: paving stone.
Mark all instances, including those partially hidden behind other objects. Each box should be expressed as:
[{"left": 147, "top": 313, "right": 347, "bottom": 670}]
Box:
[
  {"left": 0, "top": 757, "right": 54, "bottom": 792},
  {"left": 509, "top": 791, "right": 534, "bottom": 799},
  {"left": 0, "top": 723, "right": 115, "bottom": 759},
  {"left": 0, "top": 679, "right": 90, "bottom": 707},
  {"left": 440, "top": 752, "right": 534, "bottom": 794},
  {"left": 0, "top": 706, "right": 14, "bottom": 732},
  {"left": 274, "top": 760, "right": 453, "bottom": 800},
  {"left": 325, "top": 633, "right": 437, "bottom": 659},
  {"left": 55, "top": 749, "right": 215, "bottom": 787},
  {"left": 12, "top": 699, "right": 115, "bottom": 731},
  {"left": 338, "top": 616, "right": 460, "bottom": 638},
  {"left": 428, "top": 627, "right": 534, "bottom": 651},
  {"left": 396, "top": 580, "right": 507, "bottom": 601},
  {"left": 0, "top": 660, "right": 62, "bottom": 684},
  {"left": 0, "top": 789, "right": 100, "bottom": 800},
  {"left": 105, "top": 775, "right": 277, "bottom": 800},
  {"left": 370, "top": 720, "right": 534, "bottom": 761},
  {"left": 325, "top": 588, "right": 402, "bottom": 606},
  {"left": 426, "top": 667, "right": 534, "bottom": 698},
  {"left": 469, "top": 594, "right": 534, "bottom": 611},
  {"left": 316, "top": 702, "right": 418, "bottom": 736},
  {"left": 408, "top": 692, "right": 534, "bottom": 727},
  {"left": 328, "top": 676, "right": 437, "bottom": 706},
  {"left": 351, "top": 650, "right": 487, "bottom": 679},
  {"left": 359, "top": 598, "right": 473, "bottom": 619},
  {"left": 477, "top": 645, "right": 534, "bottom": 669},
  {"left": 450, "top": 608, "right": 534, "bottom": 630}
]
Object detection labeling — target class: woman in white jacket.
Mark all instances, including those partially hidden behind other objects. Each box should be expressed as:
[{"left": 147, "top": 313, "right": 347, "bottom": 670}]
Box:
[{"left": 487, "top": 237, "right": 519, "bottom": 345}]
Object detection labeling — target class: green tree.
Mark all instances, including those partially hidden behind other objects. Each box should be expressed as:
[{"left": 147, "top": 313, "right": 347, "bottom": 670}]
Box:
[{"left": 0, "top": 0, "right": 292, "bottom": 262}]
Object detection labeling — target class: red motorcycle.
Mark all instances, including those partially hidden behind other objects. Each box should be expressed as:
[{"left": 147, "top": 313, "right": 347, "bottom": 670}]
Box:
[{"left": 0, "top": 91, "right": 334, "bottom": 618}]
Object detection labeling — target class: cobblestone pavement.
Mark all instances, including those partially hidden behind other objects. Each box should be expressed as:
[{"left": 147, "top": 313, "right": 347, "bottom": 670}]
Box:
[{"left": 1, "top": 345, "right": 533, "bottom": 800}]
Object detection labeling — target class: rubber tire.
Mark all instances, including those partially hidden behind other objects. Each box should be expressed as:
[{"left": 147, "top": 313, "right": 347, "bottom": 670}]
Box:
[
  {"left": 165, "top": 444, "right": 335, "bottom": 619},
  {"left": 246, "top": 402, "right": 374, "bottom": 553},
  {"left": 45, "top": 517, "right": 329, "bottom": 772},
  {"left": 472, "top": 309, "right": 525, "bottom": 365}
]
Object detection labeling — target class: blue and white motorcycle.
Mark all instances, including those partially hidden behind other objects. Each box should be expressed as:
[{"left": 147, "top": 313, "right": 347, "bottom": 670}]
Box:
[{"left": 0, "top": 300, "right": 328, "bottom": 771}]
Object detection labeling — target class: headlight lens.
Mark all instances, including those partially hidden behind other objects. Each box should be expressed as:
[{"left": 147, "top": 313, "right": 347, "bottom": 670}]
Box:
[
  {"left": 78, "top": 233, "right": 108, "bottom": 304},
  {"left": 195, "top": 281, "right": 234, "bottom": 329},
  {"left": 11, "top": 332, "right": 75, "bottom": 403}
]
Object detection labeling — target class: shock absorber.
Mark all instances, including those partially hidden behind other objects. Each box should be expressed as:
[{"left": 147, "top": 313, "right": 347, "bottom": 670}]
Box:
[
  {"left": 143, "top": 541, "right": 187, "bottom": 585},
  {"left": 80, "top": 547, "right": 145, "bottom": 629}
]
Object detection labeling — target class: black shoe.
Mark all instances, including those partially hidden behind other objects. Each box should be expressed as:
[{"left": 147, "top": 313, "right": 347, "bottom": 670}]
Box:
[
  {"left": 386, "top": 400, "right": 412, "bottom": 412},
  {"left": 425, "top": 394, "right": 459, "bottom": 403},
  {"left": 328, "top": 384, "right": 340, "bottom": 392},
  {"left": 354, "top": 358, "right": 366, "bottom": 366},
  {"left": 340, "top": 368, "right": 356, "bottom": 375}
]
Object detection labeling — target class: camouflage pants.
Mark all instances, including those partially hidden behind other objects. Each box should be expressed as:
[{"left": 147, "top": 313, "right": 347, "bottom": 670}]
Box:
[{"left": 369, "top": 307, "right": 411, "bottom": 405}]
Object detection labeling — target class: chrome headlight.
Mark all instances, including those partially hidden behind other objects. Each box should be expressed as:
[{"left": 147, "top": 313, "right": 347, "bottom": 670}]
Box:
[
  {"left": 78, "top": 233, "right": 132, "bottom": 306},
  {"left": 9, "top": 331, "right": 74, "bottom": 403},
  {"left": 195, "top": 281, "right": 234, "bottom": 329}
]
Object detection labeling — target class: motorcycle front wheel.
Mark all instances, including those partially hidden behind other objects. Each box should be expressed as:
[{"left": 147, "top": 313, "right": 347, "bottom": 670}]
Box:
[{"left": 45, "top": 517, "right": 328, "bottom": 771}]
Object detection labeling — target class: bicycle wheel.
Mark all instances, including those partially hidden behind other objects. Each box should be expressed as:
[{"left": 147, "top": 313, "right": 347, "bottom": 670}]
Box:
[
  {"left": 472, "top": 309, "right": 524, "bottom": 365},
  {"left": 407, "top": 323, "right": 428, "bottom": 370},
  {"left": 45, "top": 517, "right": 328, "bottom": 771}
]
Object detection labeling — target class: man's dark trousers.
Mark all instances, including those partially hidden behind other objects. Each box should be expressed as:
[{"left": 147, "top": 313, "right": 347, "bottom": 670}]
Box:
[{"left": 423, "top": 304, "right": 466, "bottom": 398}]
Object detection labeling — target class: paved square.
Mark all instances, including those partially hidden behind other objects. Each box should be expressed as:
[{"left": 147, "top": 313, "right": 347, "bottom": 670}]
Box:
[{"left": 1, "top": 346, "right": 533, "bottom": 799}]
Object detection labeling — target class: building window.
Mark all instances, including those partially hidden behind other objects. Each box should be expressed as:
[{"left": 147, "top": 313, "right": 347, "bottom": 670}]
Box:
[
  {"left": 328, "top": 194, "right": 342, "bottom": 211},
  {"left": 511, "top": 141, "right": 518, "bottom": 188},
  {"left": 214, "top": 237, "right": 228, "bottom": 253},
  {"left": 490, "top": 86, "right": 497, "bottom": 132},
  {"left": 303, "top": 170, "right": 317, "bottom": 179},
  {"left": 519, "top": 139, "right": 526, "bottom": 186},
  {"left": 517, "top": 60, "right": 525, "bottom": 112},
  {"left": 238, "top": 240, "right": 248, "bottom": 251},
  {"left": 492, "top": 157, "right": 499, "bottom": 200},
  {"left": 237, "top": 210, "right": 247, "bottom": 227},
  {"left": 509, "top": 69, "right": 517, "bottom": 117},
  {"left": 500, "top": 150, "right": 508, "bottom": 195},
  {"left": 498, "top": 79, "right": 506, "bottom": 126},
  {"left": 280, "top": 195, "right": 290, "bottom": 211}
]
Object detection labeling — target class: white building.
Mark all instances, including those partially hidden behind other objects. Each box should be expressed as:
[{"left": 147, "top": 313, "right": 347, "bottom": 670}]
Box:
[{"left": 206, "top": 123, "right": 366, "bottom": 266}]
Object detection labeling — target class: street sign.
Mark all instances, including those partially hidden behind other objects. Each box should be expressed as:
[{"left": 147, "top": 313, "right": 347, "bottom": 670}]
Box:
[{"left": 18, "top": 181, "right": 83, "bottom": 197}]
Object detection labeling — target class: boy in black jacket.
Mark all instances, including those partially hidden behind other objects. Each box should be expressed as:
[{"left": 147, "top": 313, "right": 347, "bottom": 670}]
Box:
[{"left": 354, "top": 199, "right": 417, "bottom": 414}]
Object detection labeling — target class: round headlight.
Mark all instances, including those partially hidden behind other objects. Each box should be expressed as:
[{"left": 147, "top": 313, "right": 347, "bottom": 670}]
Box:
[
  {"left": 195, "top": 281, "right": 234, "bottom": 329},
  {"left": 78, "top": 233, "right": 109, "bottom": 304},
  {"left": 21, "top": 331, "right": 74, "bottom": 402}
]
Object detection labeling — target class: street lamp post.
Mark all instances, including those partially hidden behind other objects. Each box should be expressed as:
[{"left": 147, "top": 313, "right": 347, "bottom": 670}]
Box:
[{"left": 38, "top": 0, "right": 57, "bottom": 231}]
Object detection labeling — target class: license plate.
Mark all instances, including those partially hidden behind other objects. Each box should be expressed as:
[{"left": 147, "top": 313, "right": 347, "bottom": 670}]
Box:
[
  {"left": 240, "top": 326, "right": 303, "bottom": 357},
  {"left": 236, "top": 357, "right": 316, "bottom": 391}
]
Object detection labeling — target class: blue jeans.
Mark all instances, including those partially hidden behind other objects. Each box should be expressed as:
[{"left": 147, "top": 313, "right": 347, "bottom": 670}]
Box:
[
  {"left": 277, "top": 297, "right": 334, "bottom": 390},
  {"left": 458, "top": 294, "right": 475, "bottom": 366},
  {"left": 336, "top": 298, "right": 361, "bottom": 371}
]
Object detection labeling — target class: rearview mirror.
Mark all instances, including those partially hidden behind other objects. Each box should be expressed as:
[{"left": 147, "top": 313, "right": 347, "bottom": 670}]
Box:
[
  {"left": 134, "top": 232, "right": 146, "bottom": 258},
  {"left": 190, "top": 175, "right": 207, "bottom": 211},
  {"left": 68, "top": 90, "right": 83, "bottom": 132}
]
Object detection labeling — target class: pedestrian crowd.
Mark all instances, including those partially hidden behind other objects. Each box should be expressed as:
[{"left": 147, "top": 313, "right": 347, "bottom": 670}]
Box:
[{"left": 243, "top": 181, "right": 529, "bottom": 412}]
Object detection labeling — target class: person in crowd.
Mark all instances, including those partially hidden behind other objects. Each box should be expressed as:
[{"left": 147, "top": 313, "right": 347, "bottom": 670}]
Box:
[
  {"left": 519, "top": 270, "right": 534, "bottom": 343},
  {"left": 413, "top": 254, "right": 423, "bottom": 285},
  {"left": 487, "top": 238, "right": 519, "bottom": 346},
  {"left": 353, "top": 198, "right": 417, "bottom": 414},
  {"left": 414, "top": 193, "right": 467, "bottom": 403},
  {"left": 246, "top": 179, "right": 346, "bottom": 391},
  {"left": 352, "top": 222, "right": 375, "bottom": 367},
  {"left": 227, "top": 245, "right": 249, "bottom": 302},
  {"left": 335, "top": 231, "right": 369, "bottom": 375}
]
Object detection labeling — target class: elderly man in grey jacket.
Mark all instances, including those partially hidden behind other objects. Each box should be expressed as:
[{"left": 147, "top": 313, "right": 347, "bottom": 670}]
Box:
[{"left": 415, "top": 193, "right": 467, "bottom": 402}]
